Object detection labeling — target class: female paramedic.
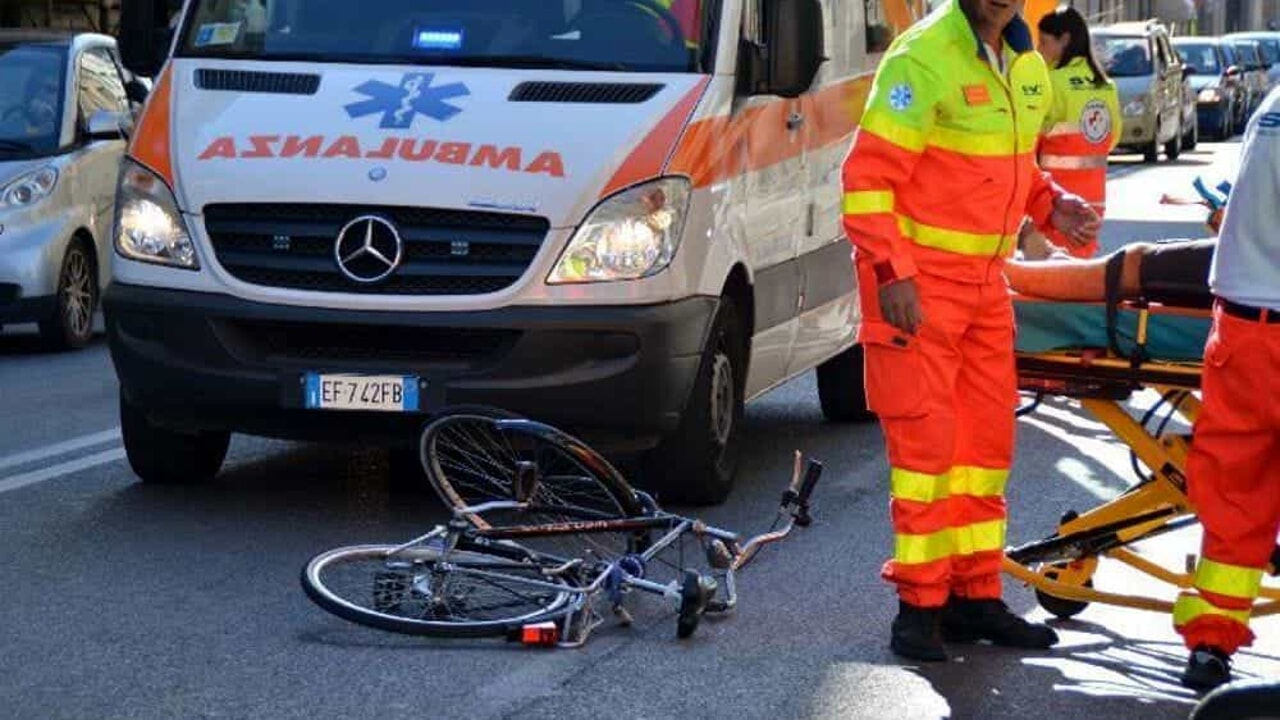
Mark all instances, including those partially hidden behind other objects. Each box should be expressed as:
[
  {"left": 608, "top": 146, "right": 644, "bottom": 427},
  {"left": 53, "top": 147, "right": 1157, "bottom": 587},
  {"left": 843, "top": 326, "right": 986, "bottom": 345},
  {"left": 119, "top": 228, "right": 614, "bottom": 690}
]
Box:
[{"left": 1023, "top": 5, "right": 1121, "bottom": 259}]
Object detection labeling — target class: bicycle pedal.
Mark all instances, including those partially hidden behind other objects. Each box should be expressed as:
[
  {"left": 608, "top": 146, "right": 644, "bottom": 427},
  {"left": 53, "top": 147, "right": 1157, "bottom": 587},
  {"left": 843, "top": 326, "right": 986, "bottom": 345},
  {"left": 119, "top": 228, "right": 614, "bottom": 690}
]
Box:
[
  {"left": 705, "top": 539, "right": 733, "bottom": 570},
  {"left": 612, "top": 604, "right": 634, "bottom": 627}
]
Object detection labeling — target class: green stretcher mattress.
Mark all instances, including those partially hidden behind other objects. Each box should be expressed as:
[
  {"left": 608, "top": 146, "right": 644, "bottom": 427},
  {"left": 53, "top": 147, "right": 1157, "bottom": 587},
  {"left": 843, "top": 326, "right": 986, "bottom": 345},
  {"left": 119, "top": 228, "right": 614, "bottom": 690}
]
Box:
[{"left": 1013, "top": 299, "right": 1212, "bottom": 362}]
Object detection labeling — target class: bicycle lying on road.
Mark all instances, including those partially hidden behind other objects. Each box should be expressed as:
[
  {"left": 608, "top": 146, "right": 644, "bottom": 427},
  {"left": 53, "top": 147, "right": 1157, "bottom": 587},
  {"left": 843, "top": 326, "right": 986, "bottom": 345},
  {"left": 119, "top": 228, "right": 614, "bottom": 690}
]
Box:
[{"left": 301, "top": 411, "right": 824, "bottom": 647}]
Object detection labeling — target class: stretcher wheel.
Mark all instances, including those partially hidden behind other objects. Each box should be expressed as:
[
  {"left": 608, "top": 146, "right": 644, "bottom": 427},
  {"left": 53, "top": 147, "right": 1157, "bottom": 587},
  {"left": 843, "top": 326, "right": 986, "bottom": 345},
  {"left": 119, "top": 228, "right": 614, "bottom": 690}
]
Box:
[{"left": 1036, "top": 561, "right": 1095, "bottom": 619}]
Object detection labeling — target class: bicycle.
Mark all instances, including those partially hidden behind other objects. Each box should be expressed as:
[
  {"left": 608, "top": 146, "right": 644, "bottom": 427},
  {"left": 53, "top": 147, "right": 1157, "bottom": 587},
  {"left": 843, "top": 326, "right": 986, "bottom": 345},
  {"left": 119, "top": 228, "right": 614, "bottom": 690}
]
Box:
[{"left": 300, "top": 411, "right": 824, "bottom": 647}]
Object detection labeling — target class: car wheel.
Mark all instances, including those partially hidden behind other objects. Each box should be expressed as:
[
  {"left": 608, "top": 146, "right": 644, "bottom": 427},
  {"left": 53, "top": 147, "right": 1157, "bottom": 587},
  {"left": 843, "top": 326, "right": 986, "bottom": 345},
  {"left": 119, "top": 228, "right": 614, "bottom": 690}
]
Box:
[
  {"left": 816, "top": 343, "right": 877, "bottom": 423},
  {"left": 1143, "top": 122, "right": 1160, "bottom": 163},
  {"left": 120, "top": 391, "right": 230, "bottom": 485},
  {"left": 1165, "top": 117, "right": 1182, "bottom": 160},
  {"left": 1182, "top": 113, "right": 1197, "bottom": 151},
  {"left": 641, "top": 297, "right": 745, "bottom": 506},
  {"left": 39, "top": 239, "right": 97, "bottom": 351}
]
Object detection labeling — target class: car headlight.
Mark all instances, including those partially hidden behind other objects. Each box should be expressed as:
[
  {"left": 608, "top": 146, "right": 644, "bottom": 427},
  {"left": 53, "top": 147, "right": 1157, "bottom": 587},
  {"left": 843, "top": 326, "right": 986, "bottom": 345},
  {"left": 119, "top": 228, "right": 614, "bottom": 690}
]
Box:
[
  {"left": 114, "top": 158, "right": 198, "bottom": 270},
  {"left": 547, "top": 177, "right": 691, "bottom": 284},
  {"left": 0, "top": 166, "right": 58, "bottom": 208},
  {"left": 1198, "top": 87, "right": 1222, "bottom": 103},
  {"left": 1123, "top": 96, "right": 1149, "bottom": 116}
]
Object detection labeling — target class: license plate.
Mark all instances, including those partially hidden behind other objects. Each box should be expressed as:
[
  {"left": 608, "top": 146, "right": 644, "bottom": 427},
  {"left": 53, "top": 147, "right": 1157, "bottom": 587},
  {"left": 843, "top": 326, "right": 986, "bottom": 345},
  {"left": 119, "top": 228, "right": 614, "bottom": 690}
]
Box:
[{"left": 303, "top": 373, "right": 420, "bottom": 412}]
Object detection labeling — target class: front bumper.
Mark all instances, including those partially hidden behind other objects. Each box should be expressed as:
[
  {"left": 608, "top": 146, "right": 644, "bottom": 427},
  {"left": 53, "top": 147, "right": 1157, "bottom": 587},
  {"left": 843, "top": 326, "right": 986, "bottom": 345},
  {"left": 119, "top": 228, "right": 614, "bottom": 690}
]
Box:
[
  {"left": 1117, "top": 115, "right": 1157, "bottom": 147},
  {"left": 104, "top": 283, "right": 717, "bottom": 451},
  {"left": 0, "top": 215, "right": 71, "bottom": 322}
]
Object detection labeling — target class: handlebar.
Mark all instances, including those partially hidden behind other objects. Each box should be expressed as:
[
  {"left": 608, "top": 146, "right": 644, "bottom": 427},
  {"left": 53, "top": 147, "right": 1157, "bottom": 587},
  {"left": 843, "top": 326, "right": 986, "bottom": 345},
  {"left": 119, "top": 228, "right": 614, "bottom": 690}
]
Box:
[{"left": 731, "top": 451, "right": 824, "bottom": 570}]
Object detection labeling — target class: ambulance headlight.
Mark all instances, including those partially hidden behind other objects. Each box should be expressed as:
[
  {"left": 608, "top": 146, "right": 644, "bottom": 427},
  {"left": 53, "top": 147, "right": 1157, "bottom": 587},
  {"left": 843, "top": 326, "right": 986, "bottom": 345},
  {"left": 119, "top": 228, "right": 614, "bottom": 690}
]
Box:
[
  {"left": 114, "top": 158, "right": 198, "bottom": 270},
  {"left": 548, "top": 178, "right": 690, "bottom": 284}
]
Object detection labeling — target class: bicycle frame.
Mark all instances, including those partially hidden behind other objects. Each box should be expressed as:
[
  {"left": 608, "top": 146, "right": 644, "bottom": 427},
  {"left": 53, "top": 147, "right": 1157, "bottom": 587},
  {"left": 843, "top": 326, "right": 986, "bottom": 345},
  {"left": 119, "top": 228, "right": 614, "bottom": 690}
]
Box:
[{"left": 377, "top": 451, "right": 824, "bottom": 647}]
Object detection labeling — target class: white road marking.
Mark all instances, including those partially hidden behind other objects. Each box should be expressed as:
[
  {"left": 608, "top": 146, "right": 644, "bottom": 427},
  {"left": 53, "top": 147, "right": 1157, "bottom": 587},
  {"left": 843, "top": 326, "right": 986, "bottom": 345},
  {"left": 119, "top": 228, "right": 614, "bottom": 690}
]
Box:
[
  {"left": 0, "top": 428, "right": 121, "bottom": 474},
  {"left": 0, "top": 448, "right": 127, "bottom": 495}
]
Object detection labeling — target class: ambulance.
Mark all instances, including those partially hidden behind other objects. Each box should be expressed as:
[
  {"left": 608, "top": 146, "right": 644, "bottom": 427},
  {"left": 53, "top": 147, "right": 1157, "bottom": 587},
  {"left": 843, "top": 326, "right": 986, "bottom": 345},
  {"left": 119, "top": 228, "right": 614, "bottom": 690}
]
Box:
[{"left": 106, "top": 0, "right": 925, "bottom": 504}]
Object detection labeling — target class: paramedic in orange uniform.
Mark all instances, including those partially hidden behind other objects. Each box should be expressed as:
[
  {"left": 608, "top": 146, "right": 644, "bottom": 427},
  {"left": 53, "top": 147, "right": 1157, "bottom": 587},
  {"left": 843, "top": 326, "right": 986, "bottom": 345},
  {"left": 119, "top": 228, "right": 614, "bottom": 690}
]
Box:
[
  {"left": 1172, "top": 86, "right": 1280, "bottom": 693},
  {"left": 841, "top": 0, "right": 1101, "bottom": 662},
  {"left": 1031, "top": 5, "right": 1121, "bottom": 258}
]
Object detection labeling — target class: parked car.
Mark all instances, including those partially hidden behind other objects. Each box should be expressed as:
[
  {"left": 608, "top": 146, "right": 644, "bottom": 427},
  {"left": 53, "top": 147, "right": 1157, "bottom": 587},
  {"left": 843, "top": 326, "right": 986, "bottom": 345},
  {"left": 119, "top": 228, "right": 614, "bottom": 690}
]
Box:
[
  {"left": 1093, "top": 21, "right": 1192, "bottom": 162},
  {"left": 1224, "top": 31, "right": 1280, "bottom": 91},
  {"left": 0, "top": 30, "right": 147, "bottom": 349},
  {"left": 1173, "top": 36, "right": 1246, "bottom": 139},
  {"left": 1226, "top": 38, "right": 1271, "bottom": 118}
]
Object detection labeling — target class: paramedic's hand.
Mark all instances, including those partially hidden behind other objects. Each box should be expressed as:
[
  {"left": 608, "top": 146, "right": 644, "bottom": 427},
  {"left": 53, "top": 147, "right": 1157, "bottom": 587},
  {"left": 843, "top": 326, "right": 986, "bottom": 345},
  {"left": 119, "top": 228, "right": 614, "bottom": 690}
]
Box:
[
  {"left": 1050, "top": 194, "right": 1101, "bottom": 248},
  {"left": 879, "top": 279, "right": 923, "bottom": 336}
]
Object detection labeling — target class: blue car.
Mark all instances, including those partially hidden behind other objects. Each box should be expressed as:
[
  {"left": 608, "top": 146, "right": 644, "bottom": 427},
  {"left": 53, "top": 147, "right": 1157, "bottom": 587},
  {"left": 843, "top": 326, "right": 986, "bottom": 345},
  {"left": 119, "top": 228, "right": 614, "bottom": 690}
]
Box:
[{"left": 1174, "top": 37, "right": 1247, "bottom": 139}]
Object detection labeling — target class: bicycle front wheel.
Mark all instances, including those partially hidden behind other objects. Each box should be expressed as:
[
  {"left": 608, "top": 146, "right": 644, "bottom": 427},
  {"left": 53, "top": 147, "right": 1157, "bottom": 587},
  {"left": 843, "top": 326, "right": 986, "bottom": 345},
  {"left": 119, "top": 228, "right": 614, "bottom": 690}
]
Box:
[{"left": 301, "top": 543, "right": 576, "bottom": 638}]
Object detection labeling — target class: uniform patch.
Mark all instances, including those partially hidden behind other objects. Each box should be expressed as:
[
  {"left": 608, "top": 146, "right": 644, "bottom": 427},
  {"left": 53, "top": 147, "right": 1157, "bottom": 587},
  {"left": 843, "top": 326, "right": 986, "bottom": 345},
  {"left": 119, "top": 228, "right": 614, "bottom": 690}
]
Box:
[
  {"left": 1080, "top": 99, "right": 1112, "bottom": 144},
  {"left": 963, "top": 84, "right": 991, "bottom": 105},
  {"left": 888, "top": 84, "right": 914, "bottom": 112}
]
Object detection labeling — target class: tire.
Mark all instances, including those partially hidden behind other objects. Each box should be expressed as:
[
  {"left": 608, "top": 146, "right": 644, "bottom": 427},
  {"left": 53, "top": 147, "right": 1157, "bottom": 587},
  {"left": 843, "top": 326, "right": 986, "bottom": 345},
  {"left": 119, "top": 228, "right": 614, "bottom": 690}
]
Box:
[
  {"left": 1165, "top": 117, "right": 1182, "bottom": 160},
  {"left": 1190, "top": 680, "right": 1280, "bottom": 720},
  {"left": 388, "top": 405, "right": 522, "bottom": 494},
  {"left": 1143, "top": 126, "right": 1160, "bottom": 163},
  {"left": 120, "top": 391, "right": 229, "bottom": 485},
  {"left": 1182, "top": 114, "right": 1198, "bottom": 151},
  {"left": 642, "top": 297, "right": 746, "bottom": 506},
  {"left": 816, "top": 343, "right": 877, "bottom": 423},
  {"left": 421, "top": 412, "right": 647, "bottom": 558},
  {"left": 301, "top": 542, "right": 576, "bottom": 638},
  {"left": 39, "top": 239, "right": 97, "bottom": 351}
]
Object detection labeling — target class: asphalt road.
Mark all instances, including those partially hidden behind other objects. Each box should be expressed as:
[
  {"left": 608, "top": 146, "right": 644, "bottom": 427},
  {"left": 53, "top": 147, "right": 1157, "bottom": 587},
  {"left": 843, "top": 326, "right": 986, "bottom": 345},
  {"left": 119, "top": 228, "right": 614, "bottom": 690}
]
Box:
[{"left": 1, "top": 140, "right": 1275, "bottom": 720}]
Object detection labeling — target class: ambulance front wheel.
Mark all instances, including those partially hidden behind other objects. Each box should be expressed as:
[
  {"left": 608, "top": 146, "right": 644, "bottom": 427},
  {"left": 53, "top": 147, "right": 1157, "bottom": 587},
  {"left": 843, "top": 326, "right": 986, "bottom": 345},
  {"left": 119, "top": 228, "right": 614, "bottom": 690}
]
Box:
[
  {"left": 120, "top": 391, "right": 229, "bottom": 485},
  {"left": 816, "top": 343, "right": 877, "bottom": 423},
  {"left": 642, "top": 297, "right": 745, "bottom": 507}
]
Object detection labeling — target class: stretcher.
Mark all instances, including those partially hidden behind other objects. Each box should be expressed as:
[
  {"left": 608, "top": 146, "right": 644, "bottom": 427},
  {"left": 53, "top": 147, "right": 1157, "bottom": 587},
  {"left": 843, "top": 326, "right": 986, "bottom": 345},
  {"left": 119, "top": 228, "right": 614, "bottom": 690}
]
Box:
[{"left": 1003, "top": 296, "right": 1280, "bottom": 620}]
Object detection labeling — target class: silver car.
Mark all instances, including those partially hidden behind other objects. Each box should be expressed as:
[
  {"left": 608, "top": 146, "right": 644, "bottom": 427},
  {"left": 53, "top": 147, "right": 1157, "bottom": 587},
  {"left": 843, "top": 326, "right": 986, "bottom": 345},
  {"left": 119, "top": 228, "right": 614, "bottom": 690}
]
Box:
[{"left": 0, "top": 30, "right": 144, "bottom": 349}]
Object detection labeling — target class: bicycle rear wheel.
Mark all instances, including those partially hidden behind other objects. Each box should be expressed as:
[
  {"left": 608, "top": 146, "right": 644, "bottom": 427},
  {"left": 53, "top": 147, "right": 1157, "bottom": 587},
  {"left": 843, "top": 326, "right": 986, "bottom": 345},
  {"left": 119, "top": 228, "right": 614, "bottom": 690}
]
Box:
[
  {"left": 421, "top": 414, "right": 646, "bottom": 558},
  {"left": 301, "top": 542, "right": 576, "bottom": 638}
]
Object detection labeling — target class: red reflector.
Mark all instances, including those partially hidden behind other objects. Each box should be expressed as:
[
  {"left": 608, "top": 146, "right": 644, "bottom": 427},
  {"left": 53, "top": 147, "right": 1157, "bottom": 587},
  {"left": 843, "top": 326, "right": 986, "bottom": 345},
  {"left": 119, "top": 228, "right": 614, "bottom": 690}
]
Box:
[{"left": 520, "top": 622, "right": 559, "bottom": 646}]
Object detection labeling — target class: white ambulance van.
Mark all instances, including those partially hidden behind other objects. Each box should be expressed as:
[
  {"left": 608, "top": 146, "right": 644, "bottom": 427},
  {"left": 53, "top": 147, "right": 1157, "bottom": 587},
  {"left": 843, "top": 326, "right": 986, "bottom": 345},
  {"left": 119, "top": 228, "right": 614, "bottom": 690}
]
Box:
[{"left": 107, "top": 0, "right": 898, "bottom": 504}]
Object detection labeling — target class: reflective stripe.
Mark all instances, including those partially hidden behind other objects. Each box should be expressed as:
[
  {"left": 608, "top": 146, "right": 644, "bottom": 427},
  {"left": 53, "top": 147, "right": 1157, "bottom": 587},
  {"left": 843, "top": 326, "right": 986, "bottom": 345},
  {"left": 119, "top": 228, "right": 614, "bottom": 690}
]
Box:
[
  {"left": 861, "top": 111, "right": 926, "bottom": 153},
  {"left": 1173, "top": 593, "right": 1253, "bottom": 627},
  {"left": 950, "top": 466, "right": 1008, "bottom": 497},
  {"left": 896, "top": 519, "right": 1005, "bottom": 565},
  {"left": 953, "top": 519, "right": 1005, "bottom": 557},
  {"left": 930, "top": 126, "right": 1014, "bottom": 156},
  {"left": 891, "top": 468, "right": 950, "bottom": 503},
  {"left": 899, "top": 216, "right": 1016, "bottom": 257},
  {"left": 1039, "top": 154, "right": 1108, "bottom": 170},
  {"left": 843, "top": 190, "right": 895, "bottom": 215},
  {"left": 1195, "top": 559, "right": 1265, "bottom": 600}
]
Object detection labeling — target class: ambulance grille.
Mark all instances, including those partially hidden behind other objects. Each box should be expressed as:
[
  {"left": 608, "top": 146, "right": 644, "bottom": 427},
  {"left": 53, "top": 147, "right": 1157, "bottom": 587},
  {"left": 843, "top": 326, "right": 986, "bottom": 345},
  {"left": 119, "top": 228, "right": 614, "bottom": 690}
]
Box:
[
  {"left": 194, "top": 69, "right": 321, "bottom": 95},
  {"left": 202, "top": 204, "right": 550, "bottom": 295},
  {"left": 508, "top": 81, "right": 664, "bottom": 104}
]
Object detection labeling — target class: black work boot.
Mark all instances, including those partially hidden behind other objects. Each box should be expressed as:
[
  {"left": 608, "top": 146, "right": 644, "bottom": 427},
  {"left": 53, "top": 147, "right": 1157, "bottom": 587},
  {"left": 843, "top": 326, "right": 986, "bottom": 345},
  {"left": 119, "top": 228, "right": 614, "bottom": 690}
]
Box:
[
  {"left": 890, "top": 601, "right": 948, "bottom": 662},
  {"left": 940, "top": 597, "right": 1059, "bottom": 648},
  {"left": 1182, "top": 645, "right": 1232, "bottom": 692}
]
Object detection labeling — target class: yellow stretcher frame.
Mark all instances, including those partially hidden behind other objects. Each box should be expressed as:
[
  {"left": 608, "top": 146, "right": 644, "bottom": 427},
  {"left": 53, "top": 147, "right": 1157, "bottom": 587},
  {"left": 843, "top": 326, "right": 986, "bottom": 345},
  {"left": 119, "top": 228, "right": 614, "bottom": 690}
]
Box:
[{"left": 1003, "top": 303, "right": 1280, "bottom": 621}]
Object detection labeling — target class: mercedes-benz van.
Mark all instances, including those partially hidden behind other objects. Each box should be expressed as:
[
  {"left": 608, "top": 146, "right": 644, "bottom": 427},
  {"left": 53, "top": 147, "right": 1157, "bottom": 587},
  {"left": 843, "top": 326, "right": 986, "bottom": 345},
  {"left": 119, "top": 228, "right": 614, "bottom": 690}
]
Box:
[{"left": 107, "top": 0, "right": 900, "bottom": 503}]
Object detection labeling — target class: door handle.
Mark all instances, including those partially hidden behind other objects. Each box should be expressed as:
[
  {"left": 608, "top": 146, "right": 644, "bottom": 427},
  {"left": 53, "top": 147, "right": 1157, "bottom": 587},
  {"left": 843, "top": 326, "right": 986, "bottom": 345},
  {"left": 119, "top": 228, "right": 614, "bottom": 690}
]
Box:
[{"left": 787, "top": 112, "right": 805, "bottom": 130}]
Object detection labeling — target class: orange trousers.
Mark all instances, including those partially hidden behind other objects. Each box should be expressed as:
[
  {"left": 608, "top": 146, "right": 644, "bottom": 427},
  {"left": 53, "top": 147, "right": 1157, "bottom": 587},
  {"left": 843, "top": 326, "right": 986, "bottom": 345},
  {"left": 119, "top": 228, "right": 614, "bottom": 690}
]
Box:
[
  {"left": 1174, "top": 302, "right": 1280, "bottom": 654},
  {"left": 858, "top": 263, "right": 1017, "bottom": 608}
]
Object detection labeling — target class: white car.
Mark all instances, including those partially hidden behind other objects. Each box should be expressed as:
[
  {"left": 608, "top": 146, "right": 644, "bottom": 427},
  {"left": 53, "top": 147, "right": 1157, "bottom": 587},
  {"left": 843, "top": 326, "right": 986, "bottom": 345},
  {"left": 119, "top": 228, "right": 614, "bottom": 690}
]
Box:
[{"left": 0, "top": 30, "right": 146, "bottom": 349}]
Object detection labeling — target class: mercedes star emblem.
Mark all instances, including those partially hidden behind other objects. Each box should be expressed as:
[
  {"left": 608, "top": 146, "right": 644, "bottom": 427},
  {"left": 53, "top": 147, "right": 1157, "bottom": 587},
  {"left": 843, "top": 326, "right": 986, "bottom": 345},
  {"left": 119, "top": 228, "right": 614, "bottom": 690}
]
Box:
[{"left": 334, "top": 215, "right": 403, "bottom": 283}]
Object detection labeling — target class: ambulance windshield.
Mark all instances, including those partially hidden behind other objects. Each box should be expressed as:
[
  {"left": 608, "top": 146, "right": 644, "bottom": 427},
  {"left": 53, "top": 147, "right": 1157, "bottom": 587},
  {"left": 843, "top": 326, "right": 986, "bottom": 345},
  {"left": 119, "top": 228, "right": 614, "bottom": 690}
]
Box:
[{"left": 176, "top": 0, "right": 712, "bottom": 73}]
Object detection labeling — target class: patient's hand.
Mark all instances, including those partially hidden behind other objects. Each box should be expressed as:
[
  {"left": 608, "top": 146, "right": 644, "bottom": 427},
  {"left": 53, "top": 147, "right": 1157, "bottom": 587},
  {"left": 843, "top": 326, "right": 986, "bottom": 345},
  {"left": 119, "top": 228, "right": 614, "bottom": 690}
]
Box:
[
  {"left": 1050, "top": 194, "right": 1102, "bottom": 248},
  {"left": 879, "top": 279, "right": 923, "bottom": 336}
]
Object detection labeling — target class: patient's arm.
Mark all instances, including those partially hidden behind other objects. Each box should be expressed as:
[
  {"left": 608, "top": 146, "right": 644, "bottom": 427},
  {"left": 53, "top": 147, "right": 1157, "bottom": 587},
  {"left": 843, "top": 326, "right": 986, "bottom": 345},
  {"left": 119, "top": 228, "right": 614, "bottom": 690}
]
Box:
[{"left": 1005, "top": 244, "right": 1150, "bottom": 301}]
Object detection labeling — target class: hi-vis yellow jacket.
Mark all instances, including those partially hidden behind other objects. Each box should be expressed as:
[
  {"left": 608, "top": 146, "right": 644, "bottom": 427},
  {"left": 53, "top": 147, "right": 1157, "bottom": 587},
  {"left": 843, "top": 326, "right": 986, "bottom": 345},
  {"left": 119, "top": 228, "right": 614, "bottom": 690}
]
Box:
[
  {"left": 1038, "top": 56, "right": 1122, "bottom": 210},
  {"left": 842, "top": 0, "right": 1066, "bottom": 286}
]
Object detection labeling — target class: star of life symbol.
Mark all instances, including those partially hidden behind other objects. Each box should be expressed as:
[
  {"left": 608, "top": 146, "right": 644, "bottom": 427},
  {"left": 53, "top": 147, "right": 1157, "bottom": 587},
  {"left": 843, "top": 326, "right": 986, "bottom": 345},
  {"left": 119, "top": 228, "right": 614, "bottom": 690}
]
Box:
[
  {"left": 344, "top": 73, "right": 470, "bottom": 129},
  {"left": 1081, "top": 99, "right": 1112, "bottom": 145},
  {"left": 888, "top": 83, "right": 914, "bottom": 112}
]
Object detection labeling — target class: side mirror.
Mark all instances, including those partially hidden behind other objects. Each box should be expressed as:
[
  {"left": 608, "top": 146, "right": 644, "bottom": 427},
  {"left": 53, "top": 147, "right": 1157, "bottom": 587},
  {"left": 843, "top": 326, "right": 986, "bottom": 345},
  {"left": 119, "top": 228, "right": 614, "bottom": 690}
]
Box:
[
  {"left": 1182, "top": 65, "right": 1195, "bottom": 78},
  {"left": 1225, "top": 64, "right": 1241, "bottom": 77},
  {"left": 118, "top": 0, "right": 173, "bottom": 78},
  {"left": 84, "top": 109, "right": 132, "bottom": 141},
  {"left": 743, "top": 0, "right": 825, "bottom": 99}
]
